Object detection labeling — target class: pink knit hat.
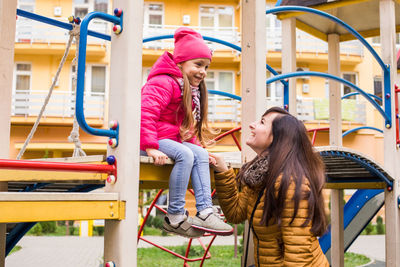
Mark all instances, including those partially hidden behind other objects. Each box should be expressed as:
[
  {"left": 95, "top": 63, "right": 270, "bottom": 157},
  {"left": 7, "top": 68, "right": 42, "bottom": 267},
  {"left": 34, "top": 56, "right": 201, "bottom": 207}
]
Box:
[{"left": 173, "top": 27, "right": 212, "bottom": 64}]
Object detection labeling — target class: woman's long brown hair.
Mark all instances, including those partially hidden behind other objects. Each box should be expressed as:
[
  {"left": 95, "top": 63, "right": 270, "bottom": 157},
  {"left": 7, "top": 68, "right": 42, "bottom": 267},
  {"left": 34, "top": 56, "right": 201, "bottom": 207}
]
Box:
[
  {"left": 179, "top": 72, "right": 219, "bottom": 146},
  {"left": 258, "top": 107, "right": 327, "bottom": 236}
]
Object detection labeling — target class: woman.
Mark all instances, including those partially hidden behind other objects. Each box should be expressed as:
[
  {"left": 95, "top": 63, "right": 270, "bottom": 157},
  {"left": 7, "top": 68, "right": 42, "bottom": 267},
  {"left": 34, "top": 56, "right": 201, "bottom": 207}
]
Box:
[{"left": 210, "top": 107, "right": 329, "bottom": 266}]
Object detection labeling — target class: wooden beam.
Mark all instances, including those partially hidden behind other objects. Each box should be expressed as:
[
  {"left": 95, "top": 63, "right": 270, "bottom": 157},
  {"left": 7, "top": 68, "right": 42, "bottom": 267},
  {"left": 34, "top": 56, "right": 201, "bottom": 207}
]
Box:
[
  {"left": 104, "top": 0, "right": 144, "bottom": 266},
  {"left": 282, "top": 17, "right": 297, "bottom": 115},
  {"left": 380, "top": 0, "right": 400, "bottom": 266},
  {"left": 0, "top": 0, "right": 17, "bottom": 265},
  {"left": 328, "top": 33, "right": 344, "bottom": 267}
]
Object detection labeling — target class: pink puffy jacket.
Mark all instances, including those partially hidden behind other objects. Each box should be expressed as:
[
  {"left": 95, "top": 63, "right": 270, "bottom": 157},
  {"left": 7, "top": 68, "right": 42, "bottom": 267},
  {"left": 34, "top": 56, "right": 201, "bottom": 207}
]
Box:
[{"left": 140, "top": 51, "right": 199, "bottom": 151}]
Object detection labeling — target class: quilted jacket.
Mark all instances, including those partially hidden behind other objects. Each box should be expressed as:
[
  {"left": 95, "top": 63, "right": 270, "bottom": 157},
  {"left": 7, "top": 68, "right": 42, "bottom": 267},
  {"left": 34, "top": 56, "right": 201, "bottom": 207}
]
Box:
[
  {"left": 140, "top": 51, "right": 197, "bottom": 151},
  {"left": 215, "top": 168, "right": 329, "bottom": 267}
]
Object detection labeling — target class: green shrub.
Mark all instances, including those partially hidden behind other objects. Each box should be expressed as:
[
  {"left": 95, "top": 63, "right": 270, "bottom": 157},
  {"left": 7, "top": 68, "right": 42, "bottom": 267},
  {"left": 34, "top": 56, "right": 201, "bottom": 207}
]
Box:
[
  {"left": 69, "top": 226, "right": 76, "bottom": 235},
  {"left": 93, "top": 226, "right": 104, "bottom": 236},
  {"left": 29, "top": 223, "right": 42, "bottom": 236},
  {"left": 152, "top": 216, "right": 163, "bottom": 229},
  {"left": 175, "top": 244, "right": 204, "bottom": 257},
  {"left": 145, "top": 215, "right": 153, "bottom": 227},
  {"left": 236, "top": 223, "right": 244, "bottom": 236},
  {"left": 40, "top": 221, "right": 56, "bottom": 234},
  {"left": 376, "top": 216, "right": 385, "bottom": 235},
  {"left": 364, "top": 222, "right": 374, "bottom": 235}
]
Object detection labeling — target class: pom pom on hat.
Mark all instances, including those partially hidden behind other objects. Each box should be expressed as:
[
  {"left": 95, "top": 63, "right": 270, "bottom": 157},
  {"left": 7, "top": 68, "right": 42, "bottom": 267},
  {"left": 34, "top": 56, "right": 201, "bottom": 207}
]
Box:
[{"left": 173, "top": 27, "right": 212, "bottom": 64}]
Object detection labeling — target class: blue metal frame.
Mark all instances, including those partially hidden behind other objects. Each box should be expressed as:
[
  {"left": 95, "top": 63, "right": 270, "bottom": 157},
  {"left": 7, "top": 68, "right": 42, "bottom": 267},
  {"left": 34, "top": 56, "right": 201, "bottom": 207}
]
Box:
[
  {"left": 143, "top": 35, "right": 289, "bottom": 91},
  {"left": 342, "top": 126, "right": 383, "bottom": 137},
  {"left": 76, "top": 12, "right": 122, "bottom": 140},
  {"left": 16, "top": 9, "right": 111, "bottom": 41},
  {"left": 319, "top": 189, "right": 384, "bottom": 253},
  {"left": 266, "top": 71, "right": 391, "bottom": 127},
  {"left": 266, "top": 6, "right": 392, "bottom": 128},
  {"left": 208, "top": 90, "right": 241, "bottom": 101},
  {"left": 342, "top": 92, "right": 382, "bottom": 103}
]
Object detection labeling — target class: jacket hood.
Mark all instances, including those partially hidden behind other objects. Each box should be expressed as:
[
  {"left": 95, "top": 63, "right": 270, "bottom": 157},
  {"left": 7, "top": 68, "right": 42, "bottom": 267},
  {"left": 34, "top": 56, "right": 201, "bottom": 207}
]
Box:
[{"left": 147, "top": 51, "right": 182, "bottom": 81}]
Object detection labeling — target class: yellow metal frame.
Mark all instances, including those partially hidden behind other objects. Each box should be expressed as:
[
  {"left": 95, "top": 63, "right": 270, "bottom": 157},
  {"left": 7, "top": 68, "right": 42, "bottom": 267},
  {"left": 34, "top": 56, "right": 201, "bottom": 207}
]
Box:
[
  {"left": 0, "top": 169, "right": 107, "bottom": 182},
  {"left": 325, "top": 182, "right": 386, "bottom": 189},
  {"left": 0, "top": 200, "right": 125, "bottom": 223}
]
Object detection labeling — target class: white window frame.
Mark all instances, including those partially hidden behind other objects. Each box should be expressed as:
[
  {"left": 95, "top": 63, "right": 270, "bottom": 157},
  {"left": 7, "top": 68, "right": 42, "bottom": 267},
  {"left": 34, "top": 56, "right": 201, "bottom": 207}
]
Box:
[
  {"left": 18, "top": 0, "right": 35, "bottom": 12},
  {"left": 142, "top": 67, "right": 151, "bottom": 86},
  {"left": 267, "top": 70, "right": 283, "bottom": 101},
  {"left": 70, "top": 64, "right": 108, "bottom": 96},
  {"left": 341, "top": 72, "right": 358, "bottom": 99},
  {"left": 72, "top": 0, "right": 91, "bottom": 18},
  {"left": 13, "top": 62, "right": 32, "bottom": 94},
  {"left": 143, "top": 2, "right": 164, "bottom": 27},
  {"left": 199, "top": 5, "right": 234, "bottom": 30},
  {"left": 205, "top": 70, "right": 235, "bottom": 95}
]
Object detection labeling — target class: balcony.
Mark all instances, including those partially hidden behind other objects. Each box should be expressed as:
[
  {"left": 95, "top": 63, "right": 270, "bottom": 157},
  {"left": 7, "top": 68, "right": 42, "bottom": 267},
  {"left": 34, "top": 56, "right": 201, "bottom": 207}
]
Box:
[
  {"left": 143, "top": 24, "right": 241, "bottom": 51},
  {"left": 12, "top": 90, "right": 105, "bottom": 121},
  {"left": 207, "top": 96, "right": 366, "bottom": 125},
  {"left": 15, "top": 17, "right": 109, "bottom": 45},
  {"left": 267, "top": 28, "right": 364, "bottom": 56}
]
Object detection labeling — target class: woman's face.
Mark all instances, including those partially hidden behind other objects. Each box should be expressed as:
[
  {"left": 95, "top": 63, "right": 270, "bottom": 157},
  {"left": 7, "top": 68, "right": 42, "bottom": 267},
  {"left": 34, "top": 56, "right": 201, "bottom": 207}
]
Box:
[
  {"left": 246, "top": 112, "right": 280, "bottom": 155},
  {"left": 179, "top": 58, "right": 210, "bottom": 87}
]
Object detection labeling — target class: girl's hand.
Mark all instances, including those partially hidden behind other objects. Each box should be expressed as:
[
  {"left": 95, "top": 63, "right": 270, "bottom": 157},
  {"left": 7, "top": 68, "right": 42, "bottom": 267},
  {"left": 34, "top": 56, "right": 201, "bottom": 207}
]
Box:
[
  {"left": 209, "top": 153, "right": 229, "bottom": 173},
  {"left": 146, "top": 148, "right": 169, "bottom": 166}
]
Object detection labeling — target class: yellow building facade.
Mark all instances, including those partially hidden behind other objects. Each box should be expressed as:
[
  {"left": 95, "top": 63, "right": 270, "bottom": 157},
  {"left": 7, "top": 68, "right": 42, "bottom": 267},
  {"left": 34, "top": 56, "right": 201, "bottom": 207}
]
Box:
[{"left": 12, "top": 0, "right": 399, "bottom": 218}]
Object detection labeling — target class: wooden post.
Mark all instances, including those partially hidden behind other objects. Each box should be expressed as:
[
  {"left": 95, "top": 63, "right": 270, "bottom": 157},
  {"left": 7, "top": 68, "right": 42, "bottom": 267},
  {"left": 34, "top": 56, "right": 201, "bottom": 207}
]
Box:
[
  {"left": 103, "top": 0, "right": 143, "bottom": 266},
  {"left": 328, "top": 33, "right": 344, "bottom": 267},
  {"left": 281, "top": 17, "right": 297, "bottom": 115},
  {"left": 241, "top": 0, "right": 266, "bottom": 266},
  {"left": 380, "top": 1, "right": 400, "bottom": 266},
  {"left": 0, "top": 0, "right": 16, "bottom": 265}
]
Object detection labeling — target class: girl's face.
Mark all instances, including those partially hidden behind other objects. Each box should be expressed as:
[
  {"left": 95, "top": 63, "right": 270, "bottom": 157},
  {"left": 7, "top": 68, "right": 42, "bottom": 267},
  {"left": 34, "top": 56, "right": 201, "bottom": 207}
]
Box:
[
  {"left": 246, "top": 112, "right": 280, "bottom": 155},
  {"left": 179, "top": 58, "right": 210, "bottom": 87}
]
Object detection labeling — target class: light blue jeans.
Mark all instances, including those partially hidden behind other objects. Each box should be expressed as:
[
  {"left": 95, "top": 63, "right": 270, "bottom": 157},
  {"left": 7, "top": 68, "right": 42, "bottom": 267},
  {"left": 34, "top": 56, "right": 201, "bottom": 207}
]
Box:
[{"left": 141, "top": 139, "right": 213, "bottom": 215}]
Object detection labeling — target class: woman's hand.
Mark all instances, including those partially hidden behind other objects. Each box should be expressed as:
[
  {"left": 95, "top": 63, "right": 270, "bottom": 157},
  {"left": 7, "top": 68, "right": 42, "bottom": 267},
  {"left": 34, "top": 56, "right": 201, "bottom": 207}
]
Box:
[
  {"left": 209, "top": 153, "right": 229, "bottom": 173},
  {"left": 146, "top": 148, "right": 169, "bottom": 166}
]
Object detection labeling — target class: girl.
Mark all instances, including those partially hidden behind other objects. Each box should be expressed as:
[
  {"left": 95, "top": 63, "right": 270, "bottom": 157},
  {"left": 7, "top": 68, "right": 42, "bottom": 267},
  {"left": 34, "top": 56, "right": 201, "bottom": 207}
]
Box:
[
  {"left": 210, "top": 107, "right": 329, "bottom": 266},
  {"left": 140, "top": 27, "right": 233, "bottom": 238}
]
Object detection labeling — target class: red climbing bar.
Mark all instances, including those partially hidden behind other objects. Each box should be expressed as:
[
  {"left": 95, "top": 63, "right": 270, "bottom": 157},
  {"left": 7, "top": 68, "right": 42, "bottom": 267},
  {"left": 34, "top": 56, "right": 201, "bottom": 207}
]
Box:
[{"left": 0, "top": 158, "right": 116, "bottom": 174}]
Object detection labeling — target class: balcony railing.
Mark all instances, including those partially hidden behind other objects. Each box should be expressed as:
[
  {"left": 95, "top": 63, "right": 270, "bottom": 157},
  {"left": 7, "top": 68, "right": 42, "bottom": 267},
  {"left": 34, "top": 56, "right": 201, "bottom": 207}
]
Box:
[
  {"left": 15, "top": 17, "right": 109, "bottom": 45},
  {"left": 267, "top": 28, "right": 364, "bottom": 56},
  {"left": 12, "top": 90, "right": 105, "bottom": 120},
  {"left": 143, "top": 24, "right": 241, "bottom": 51},
  {"left": 10, "top": 91, "right": 366, "bottom": 125},
  {"left": 266, "top": 97, "right": 366, "bottom": 124},
  {"left": 208, "top": 96, "right": 366, "bottom": 124}
]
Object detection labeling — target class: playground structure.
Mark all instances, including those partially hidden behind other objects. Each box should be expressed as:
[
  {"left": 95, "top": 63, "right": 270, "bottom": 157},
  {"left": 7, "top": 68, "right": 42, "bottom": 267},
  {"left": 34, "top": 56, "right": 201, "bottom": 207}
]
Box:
[{"left": 0, "top": 0, "right": 399, "bottom": 267}]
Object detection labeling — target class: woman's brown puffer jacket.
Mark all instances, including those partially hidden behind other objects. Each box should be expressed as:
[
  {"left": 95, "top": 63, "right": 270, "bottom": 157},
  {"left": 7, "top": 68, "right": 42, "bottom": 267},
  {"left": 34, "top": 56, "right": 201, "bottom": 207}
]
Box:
[{"left": 215, "top": 168, "right": 329, "bottom": 267}]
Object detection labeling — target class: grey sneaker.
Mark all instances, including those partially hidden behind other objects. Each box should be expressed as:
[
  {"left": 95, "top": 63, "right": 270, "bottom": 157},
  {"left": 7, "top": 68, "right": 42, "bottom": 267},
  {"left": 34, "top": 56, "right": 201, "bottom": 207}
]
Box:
[
  {"left": 162, "top": 211, "right": 205, "bottom": 238},
  {"left": 191, "top": 209, "right": 233, "bottom": 236}
]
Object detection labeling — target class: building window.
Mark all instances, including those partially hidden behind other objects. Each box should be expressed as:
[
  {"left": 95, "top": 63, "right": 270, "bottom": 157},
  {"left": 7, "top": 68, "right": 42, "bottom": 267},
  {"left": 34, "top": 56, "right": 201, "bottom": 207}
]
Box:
[
  {"left": 94, "top": 0, "right": 107, "bottom": 13},
  {"left": 199, "top": 6, "right": 234, "bottom": 30},
  {"left": 205, "top": 71, "right": 234, "bottom": 94},
  {"left": 373, "top": 76, "right": 383, "bottom": 105},
  {"left": 73, "top": 0, "right": 108, "bottom": 17},
  {"left": 13, "top": 63, "right": 32, "bottom": 115},
  {"left": 144, "top": 3, "right": 164, "bottom": 26},
  {"left": 71, "top": 65, "right": 106, "bottom": 94},
  {"left": 18, "top": 0, "right": 35, "bottom": 12},
  {"left": 371, "top": 33, "right": 400, "bottom": 45},
  {"left": 266, "top": 71, "right": 283, "bottom": 100},
  {"left": 342, "top": 73, "right": 358, "bottom": 99},
  {"left": 73, "top": 0, "right": 90, "bottom": 18}
]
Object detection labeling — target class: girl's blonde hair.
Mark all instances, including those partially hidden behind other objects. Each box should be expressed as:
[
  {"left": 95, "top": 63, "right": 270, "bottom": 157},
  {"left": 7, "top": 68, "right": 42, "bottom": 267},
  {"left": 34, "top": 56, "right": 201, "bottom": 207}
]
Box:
[{"left": 180, "top": 72, "right": 219, "bottom": 146}]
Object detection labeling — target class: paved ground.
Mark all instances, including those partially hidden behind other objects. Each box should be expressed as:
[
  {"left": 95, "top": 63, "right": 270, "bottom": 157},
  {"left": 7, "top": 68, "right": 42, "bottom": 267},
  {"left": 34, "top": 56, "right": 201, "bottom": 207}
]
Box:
[{"left": 6, "top": 234, "right": 385, "bottom": 267}]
